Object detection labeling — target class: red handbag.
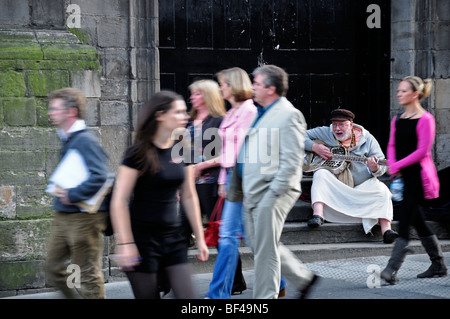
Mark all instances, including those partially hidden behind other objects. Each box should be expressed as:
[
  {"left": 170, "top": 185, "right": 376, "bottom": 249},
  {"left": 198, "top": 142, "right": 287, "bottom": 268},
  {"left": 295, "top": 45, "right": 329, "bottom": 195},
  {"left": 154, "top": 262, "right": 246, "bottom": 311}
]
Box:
[{"left": 204, "top": 196, "right": 225, "bottom": 247}]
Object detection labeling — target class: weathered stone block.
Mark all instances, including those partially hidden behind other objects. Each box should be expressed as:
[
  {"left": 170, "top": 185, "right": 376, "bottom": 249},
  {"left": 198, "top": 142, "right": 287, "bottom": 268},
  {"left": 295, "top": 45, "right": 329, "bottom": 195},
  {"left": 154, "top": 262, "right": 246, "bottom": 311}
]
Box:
[
  {"left": 36, "top": 98, "right": 50, "bottom": 126},
  {"left": 16, "top": 184, "right": 53, "bottom": 219},
  {"left": 0, "top": 186, "right": 16, "bottom": 219},
  {"left": 435, "top": 133, "right": 450, "bottom": 171},
  {"left": 0, "top": 70, "right": 26, "bottom": 97},
  {"left": 100, "top": 78, "right": 128, "bottom": 100},
  {"left": 0, "top": 103, "right": 3, "bottom": 130},
  {"left": 85, "top": 99, "right": 100, "bottom": 126},
  {"left": 0, "top": 151, "right": 45, "bottom": 171},
  {"left": 25, "top": 70, "right": 70, "bottom": 97},
  {"left": 390, "top": 51, "right": 415, "bottom": 79},
  {"left": 391, "top": 0, "right": 414, "bottom": 23},
  {"left": 435, "top": 107, "right": 450, "bottom": 134},
  {"left": 100, "top": 101, "right": 129, "bottom": 126},
  {"left": 30, "top": 0, "right": 65, "bottom": 28},
  {"left": 73, "top": 0, "right": 129, "bottom": 17},
  {"left": 98, "top": 126, "right": 129, "bottom": 171},
  {"left": 433, "top": 51, "right": 450, "bottom": 78},
  {"left": 390, "top": 21, "right": 415, "bottom": 51},
  {"left": 71, "top": 70, "right": 101, "bottom": 98},
  {"left": 435, "top": 1, "right": 450, "bottom": 21},
  {"left": 0, "top": 42, "right": 43, "bottom": 60},
  {"left": 41, "top": 44, "right": 99, "bottom": 61},
  {"left": 3, "top": 97, "right": 36, "bottom": 126},
  {"left": 0, "top": 261, "right": 45, "bottom": 290},
  {"left": 97, "top": 16, "right": 129, "bottom": 48},
  {"left": 100, "top": 48, "right": 129, "bottom": 78},
  {"left": 0, "top": 60, "right": 16, "bottom": 71},
  {"left": 0, "top": 219, "right": 52, "bottom": 261},
  {"left": 0, "top": 127, "right": 58, "bottom": 151},
  {"left": 0, "top": 171, "right": 48, "bottom": 187},
  {"left": 434, "top": 22, "right": 450, "bottom": 50},
  {"left": 0, "top": 0, "right": 30, "bottom": 27}
]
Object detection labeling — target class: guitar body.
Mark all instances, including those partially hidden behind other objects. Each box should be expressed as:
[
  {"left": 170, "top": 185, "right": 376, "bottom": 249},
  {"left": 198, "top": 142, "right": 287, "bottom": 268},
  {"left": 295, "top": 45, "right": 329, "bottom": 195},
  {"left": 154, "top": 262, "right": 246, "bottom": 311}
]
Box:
[
  {"left": 303, "top": 141, "right": 387, "bottom": 174},
  {"left": 304, "top": 145, "right": 348, "bottom": 174}
]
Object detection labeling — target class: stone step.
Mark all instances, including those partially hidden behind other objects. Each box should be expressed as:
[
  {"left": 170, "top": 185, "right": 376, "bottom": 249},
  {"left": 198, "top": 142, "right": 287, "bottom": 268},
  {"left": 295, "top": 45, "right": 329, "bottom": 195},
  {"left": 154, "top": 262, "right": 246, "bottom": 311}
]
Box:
[
  {"left": 283, "top": 219, "right": 450, "bottom": 245},
  {"left": 181, "top": 218, "right": 450, "bottom": 274},
  {"left": 187, "top": 240, "right": 450, "bottom": 274},
  {"left": 286, "top": 199, "right": 312, "bottom": 222}
]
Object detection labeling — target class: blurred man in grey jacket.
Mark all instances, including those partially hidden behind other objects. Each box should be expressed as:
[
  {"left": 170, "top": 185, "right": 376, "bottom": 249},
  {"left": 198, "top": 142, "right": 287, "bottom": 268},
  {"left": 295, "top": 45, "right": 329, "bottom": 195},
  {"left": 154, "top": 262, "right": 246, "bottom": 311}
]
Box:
[
  {"left": 228, "top": 65, "right": 318, "bottom": 299},
  {"left": 45, "top": 88, "right": 109, "bottom": 298}
]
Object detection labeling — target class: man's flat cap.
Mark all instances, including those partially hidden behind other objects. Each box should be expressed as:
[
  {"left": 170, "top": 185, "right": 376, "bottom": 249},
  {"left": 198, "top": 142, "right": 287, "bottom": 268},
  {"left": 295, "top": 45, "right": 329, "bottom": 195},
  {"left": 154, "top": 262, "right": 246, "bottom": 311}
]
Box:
[{"left": 330, "top": 109, "right": 355, "bottom": 121}]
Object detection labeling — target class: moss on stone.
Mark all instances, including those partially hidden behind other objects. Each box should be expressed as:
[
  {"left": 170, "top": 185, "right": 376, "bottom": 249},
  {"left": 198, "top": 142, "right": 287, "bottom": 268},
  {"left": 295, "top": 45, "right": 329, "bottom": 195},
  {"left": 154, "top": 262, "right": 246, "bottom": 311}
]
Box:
[
  {"left": 0, "top": 70, "right": 26, "bottom": 97},
  {"left": 25, "top": 70, "right": 70, "bottom": 97},
  {"left": 67, "top": 28, "right": 91, "bottom": 45},
  {"left": 0, "top": 261, "right": 45, "bottom": 290},
  {"left": 3, "top": 98, "right": 36, "bottom": 126},
  {"left": 42, "top": 44, "right": 99, "bottom": 61},
  {"left": 0, "top": 219, "right": 53, "bottom": 260},
  {"left": 0, "top": 43, "right": 44, "bottom": 61},
  {"left": 0, "top": 60, "right": 16, "bottom": 71}
]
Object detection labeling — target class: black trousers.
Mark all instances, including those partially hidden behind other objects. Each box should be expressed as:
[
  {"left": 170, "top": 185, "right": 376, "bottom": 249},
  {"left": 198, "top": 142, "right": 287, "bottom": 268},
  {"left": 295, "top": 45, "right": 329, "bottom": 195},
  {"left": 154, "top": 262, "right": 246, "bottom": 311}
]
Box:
[{"left": 397, "top": 167, "right": 434, "bottom": 240}]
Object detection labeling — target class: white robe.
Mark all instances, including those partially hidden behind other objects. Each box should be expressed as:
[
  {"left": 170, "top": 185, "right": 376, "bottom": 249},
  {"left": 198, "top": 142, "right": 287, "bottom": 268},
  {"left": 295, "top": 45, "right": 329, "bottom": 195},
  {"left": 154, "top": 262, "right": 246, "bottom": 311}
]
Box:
[{"left": 311, "top": 169, "right": 393, "bottom": 234}]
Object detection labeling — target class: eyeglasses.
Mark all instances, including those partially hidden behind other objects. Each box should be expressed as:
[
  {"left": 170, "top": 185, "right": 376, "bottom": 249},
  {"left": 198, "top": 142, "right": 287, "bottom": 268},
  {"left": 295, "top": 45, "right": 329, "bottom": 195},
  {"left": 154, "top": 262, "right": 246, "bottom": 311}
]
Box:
[
  {"left": 48, "top": 107, "right": 67, "bottom": 112},
  {"left": 332, "top": 121, "right": 351, "bottom": 129}
]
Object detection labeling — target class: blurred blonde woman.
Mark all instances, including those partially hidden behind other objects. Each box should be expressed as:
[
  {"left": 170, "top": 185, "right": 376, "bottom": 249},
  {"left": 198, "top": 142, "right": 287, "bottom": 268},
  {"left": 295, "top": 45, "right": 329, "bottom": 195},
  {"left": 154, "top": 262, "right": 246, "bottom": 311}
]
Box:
[
  {"left": 179, "top": 79, "right": 225, "bottom": 256},
  {"left": 381, "top": 76, "right": 447, "bottom": 284},
  {"left": 184, "top": 79, "right": 226, "bottom": 221}
]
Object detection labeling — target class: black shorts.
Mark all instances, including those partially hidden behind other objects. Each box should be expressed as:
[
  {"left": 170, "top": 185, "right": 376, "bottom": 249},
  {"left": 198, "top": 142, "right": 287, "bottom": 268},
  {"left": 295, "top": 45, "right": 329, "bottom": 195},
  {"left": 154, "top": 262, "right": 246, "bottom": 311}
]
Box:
[{"left": 131, "top": 220, "right": 188, "bottom": 273}]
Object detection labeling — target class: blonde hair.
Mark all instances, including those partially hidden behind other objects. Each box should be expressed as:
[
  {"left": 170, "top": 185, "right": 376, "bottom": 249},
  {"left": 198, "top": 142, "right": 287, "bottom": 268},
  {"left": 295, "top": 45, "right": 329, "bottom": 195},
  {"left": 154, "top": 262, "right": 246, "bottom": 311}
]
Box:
[
  {"left": 188, "top": 79, "right": 226, "bottom": 119},
  {"left": 216, "top": 67, "right": 253, "bottom": 102},
  {"left": 402, "top": 76, "right": 432, "bottom": 102}
]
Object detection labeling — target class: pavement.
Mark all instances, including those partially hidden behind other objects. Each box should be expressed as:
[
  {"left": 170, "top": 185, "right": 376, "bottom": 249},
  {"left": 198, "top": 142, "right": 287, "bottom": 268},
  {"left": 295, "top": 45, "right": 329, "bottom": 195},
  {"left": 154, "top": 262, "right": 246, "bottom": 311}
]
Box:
[{"left": 3, "top": 252, "right": 449, "bottom": 300}]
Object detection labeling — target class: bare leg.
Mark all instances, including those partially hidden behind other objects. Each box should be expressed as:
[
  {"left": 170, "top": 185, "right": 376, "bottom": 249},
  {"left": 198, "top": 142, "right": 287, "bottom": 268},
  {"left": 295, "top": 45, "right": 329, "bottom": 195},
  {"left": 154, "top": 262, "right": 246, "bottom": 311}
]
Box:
[
  {"left": 379, "top": 218, "right": 391, "bottom": 235},
  {"left": 308, "top": 202, "right": 325, "bottom": 228},
  {"left": 312, "top": 202, "right": 324, "bottom": 217},
  {"left": 380, "top": 218, "right": 399, "bottom": 244}
]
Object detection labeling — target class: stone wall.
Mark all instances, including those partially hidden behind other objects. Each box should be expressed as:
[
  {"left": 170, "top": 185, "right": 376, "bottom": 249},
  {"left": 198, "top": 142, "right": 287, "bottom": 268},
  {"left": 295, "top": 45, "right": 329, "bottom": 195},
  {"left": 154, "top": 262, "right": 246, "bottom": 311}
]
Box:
[
  {"left": 0, "top": 28, "right": 102, "bottom": 293},
  {"left": 390, "top": 0, "right": 450, "bottom": 170},
  {"left": 0, "top": 0, "right": 159, "bottom": 295}
]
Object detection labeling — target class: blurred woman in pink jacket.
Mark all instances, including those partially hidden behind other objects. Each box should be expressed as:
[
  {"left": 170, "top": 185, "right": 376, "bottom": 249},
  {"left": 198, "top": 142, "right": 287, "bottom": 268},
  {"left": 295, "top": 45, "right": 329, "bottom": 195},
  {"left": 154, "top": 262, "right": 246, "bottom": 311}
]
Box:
[
  {"left": 381, "top": 76, "right": 447, "bottom": 284},
  {"left": 200, "top": 67, "right": 257, "bottom": 298}
]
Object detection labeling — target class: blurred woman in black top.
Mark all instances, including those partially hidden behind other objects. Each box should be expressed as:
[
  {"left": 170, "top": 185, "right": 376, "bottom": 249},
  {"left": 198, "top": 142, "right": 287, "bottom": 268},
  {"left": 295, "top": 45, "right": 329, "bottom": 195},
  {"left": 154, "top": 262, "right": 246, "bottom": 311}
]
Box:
[{"left": 110, "top": 90, "right": 209, "bottom": 298}]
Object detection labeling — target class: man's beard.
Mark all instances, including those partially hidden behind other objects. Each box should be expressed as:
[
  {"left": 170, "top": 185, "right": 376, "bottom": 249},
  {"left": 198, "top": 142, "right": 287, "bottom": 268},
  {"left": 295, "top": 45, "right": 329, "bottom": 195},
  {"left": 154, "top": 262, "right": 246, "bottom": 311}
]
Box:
[{"left": 334, "top": 129, "right": 351, "bottom": 141}]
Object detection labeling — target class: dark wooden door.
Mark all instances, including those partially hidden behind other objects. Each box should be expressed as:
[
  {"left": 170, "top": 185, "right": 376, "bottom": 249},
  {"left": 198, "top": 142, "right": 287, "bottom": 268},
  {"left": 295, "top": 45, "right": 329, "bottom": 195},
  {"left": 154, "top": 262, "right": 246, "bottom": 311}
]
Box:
[{"left": 159, "top": 0, "right": 391, "bottom": 149}]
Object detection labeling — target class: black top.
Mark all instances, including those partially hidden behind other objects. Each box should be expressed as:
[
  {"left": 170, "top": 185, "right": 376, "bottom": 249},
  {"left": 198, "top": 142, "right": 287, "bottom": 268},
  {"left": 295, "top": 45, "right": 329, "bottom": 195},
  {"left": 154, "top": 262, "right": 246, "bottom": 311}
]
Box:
[
  {"left": 395, "top": 118, "right": 421, "bottom": 174},
  {"left": 187, "top": 115, "right": 223, "bottom": 184},
  {"left": 122, "top": 144, "right": 186, "bottom": 226}
]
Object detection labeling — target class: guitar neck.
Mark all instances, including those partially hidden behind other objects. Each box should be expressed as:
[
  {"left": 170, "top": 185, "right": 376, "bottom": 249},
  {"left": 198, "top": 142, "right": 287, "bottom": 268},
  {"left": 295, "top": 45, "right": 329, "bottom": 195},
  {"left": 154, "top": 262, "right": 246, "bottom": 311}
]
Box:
[{"left": 332, "top": 154, "right": 387, "bottom": 165}]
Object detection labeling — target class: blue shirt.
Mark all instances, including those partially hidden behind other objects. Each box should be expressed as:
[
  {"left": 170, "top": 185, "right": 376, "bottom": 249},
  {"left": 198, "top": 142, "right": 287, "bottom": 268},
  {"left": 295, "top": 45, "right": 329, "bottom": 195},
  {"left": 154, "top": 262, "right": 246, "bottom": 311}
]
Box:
[{"left": 237, "top": 98, "right": 280, "bottom": 178}]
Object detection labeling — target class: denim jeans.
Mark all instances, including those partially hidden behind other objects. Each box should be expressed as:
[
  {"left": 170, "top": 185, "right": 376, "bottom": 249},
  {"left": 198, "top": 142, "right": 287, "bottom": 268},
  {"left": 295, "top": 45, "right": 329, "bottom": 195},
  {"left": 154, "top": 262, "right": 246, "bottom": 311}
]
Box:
[
  {"left": 205, "top": 169, "right": 286, "bottom": 298},
  {"left": 206, "top": 169, "right": 244, "bottom": 299}
]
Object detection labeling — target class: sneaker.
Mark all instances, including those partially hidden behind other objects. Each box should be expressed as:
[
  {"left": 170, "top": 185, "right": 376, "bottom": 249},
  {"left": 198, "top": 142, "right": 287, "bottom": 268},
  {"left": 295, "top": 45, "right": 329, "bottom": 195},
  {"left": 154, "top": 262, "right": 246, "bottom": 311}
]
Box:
[{"left": 307, "top": 215, "right": 324, "bottom": 228}]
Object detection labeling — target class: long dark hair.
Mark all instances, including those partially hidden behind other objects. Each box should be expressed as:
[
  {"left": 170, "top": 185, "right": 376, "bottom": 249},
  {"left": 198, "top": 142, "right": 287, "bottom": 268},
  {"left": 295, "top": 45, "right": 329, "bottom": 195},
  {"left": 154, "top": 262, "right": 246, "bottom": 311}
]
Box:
[{"left": 127, "top": 90, "right": 184, "bottom": 175}]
